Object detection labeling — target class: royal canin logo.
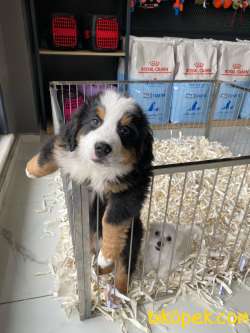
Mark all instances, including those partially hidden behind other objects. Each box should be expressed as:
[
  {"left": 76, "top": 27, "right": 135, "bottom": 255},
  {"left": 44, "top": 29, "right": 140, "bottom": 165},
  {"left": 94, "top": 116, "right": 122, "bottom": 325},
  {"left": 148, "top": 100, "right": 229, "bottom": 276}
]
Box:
[
  {"left": 194, "top": 62, "right": 204, "bottom": 68},
  {"left": 223, "top": 63, "right": 250, "bottom": 77},
  {"left": 139, "top": 59, "right": 172, "bottom": 74},
  {"left": 150, "top": 60, "right": 160, "bottom": 67},
  {"left": 233, "top": 64, "right": 241, "bottom": 69},
  {"left": 184, "top": 62, "right": 213, "bottom": 75}
]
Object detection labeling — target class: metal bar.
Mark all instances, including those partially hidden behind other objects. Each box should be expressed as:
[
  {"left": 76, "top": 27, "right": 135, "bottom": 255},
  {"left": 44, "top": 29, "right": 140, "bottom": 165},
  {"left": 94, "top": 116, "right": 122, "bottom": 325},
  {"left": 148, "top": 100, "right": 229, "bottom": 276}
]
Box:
[
  {"left": 76, "top": 84, "right": 79, "bottom": 109},
  {"left": 141, "top": 176, "right": 155, "bottom": 280},
  {"left": 153, "top": 156, "right": 250, "bottom": 176},
  {"left": 61, "top": 174, "right": 74, "bottom": 238},
  {"left": 163, "top": 173, "right": 188, "bottom": 295},
  {"left": 236, "top": 221, "right": 250, "bottom": 269},
  {"left": 49, "top": 80, "right": 250, "bottom": 91},
  {"left": 127, "top": 218, "right": 134, "bottom": 293},
  {"left": 215, "top": 164, "right": 249, "bottom": 272},
  {"left": 69, "top": 84, "right": 72, "bottom": 120},
  {"left": 178, "top": 170, "right": 205, "bottom": 287},
  {"left": 49, "top": 86, "right": 63, "bottom": 134},
  {"left": 191, "top": 168, "right": 220, "bottom": 283},
  {"left": 96, "top": 195, "right": 100, "bottom": 302},
  {"left": 155, "top": 175, "right": 173, "bottom": 282},
  {"left": 231, "top": 86, "right": 246, "bottom": 150},
  {"left": 61, "top": 86, "right": 65, "bottom": 124},
  {"left": 205, "top": 81, "right": 220, "bottom": 139},
  {"left": 226, "top": 198, "right": 250, "bottom": 271},
  {"left": 151, "top": 119, "right": 250, "bottom": 130},
  {"left": 72, "top": 183, "right": 92, "bottom": 320},
  {"left": 207, "top": 166, "right": 233, "bottom": 275},
  {"left": 201, "top": 168, "right": 222, "bottom": 280}
]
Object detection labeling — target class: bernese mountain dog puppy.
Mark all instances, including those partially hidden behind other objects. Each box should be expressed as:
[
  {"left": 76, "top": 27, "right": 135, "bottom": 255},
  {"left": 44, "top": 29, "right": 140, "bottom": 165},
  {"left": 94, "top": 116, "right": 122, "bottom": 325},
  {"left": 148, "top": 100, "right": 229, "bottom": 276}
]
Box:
[{"left": 26, "top": 89, "right": 153, "bottom": 293}]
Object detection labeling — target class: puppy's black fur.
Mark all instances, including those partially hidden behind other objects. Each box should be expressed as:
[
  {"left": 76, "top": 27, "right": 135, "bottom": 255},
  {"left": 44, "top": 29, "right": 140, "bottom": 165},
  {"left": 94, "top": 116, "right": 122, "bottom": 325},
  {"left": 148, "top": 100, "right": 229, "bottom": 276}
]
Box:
[{"left": 39, "top": 92, "right": 153, "bottom": 279}]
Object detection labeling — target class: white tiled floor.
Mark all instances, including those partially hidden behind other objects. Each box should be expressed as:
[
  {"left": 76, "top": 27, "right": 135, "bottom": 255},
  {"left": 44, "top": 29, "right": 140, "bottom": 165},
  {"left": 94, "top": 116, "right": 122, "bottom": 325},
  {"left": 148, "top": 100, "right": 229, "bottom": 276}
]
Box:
[{"left": 0, "top": 135, "right": 249, "bottom": 333}]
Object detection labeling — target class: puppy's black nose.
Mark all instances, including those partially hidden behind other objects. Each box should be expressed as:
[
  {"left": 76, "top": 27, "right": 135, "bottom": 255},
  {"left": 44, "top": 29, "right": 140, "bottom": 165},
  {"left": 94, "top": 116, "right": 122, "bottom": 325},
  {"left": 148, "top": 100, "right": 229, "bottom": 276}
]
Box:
[
  {"left": 157, "top": 241, "right": 162, "bottom": 248},
  {"left": 95, "top": 142, "right": 112, "bottom": 158}
]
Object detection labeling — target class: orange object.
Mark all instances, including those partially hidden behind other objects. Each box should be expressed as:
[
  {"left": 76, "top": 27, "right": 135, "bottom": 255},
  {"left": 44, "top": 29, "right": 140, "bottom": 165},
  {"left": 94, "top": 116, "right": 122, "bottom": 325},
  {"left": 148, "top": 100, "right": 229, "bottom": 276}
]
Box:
[
  {"left": 213, "top": 0, "right": 223, "bottom": 8},
  {"left": 224, "top": 0, "right": 233, "bottom": 8}
]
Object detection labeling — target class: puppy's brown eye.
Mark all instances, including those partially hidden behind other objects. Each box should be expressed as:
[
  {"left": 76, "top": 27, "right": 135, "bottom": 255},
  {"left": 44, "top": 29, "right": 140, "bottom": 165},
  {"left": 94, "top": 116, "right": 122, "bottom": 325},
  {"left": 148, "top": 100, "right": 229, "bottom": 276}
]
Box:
[
  {"left": 91, "top": 117, "right": 101, "bottom": 128},
  {"left": 155, "top": 231, "right": 160, "bottom": 237},
  {"left": 119, "top": 126, "right": 130, "bottom": 136},
  {"left": 166, "top": 236, "right": 172, "bottom": 242}
]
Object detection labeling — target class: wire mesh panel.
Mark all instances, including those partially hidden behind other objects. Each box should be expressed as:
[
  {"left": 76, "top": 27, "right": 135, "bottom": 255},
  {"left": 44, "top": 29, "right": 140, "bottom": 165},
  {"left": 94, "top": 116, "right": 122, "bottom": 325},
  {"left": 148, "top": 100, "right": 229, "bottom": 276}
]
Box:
[{"left": 49, "top": 80, "right": 250, "bottom": 319}]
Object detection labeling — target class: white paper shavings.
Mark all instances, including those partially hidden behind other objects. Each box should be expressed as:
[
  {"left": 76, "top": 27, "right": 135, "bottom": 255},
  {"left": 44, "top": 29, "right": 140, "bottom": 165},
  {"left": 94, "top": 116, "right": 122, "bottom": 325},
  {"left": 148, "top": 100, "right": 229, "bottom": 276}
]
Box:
[{"left": 40, "top": 136, "right": 250, "bottom": 332}]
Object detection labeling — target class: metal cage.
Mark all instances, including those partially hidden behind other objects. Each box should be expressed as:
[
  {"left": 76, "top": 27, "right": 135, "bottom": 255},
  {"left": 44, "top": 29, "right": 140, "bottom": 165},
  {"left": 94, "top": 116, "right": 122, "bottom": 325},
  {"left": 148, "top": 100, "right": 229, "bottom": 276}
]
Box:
[{"left": 49, "top": 80, "right": 250, "bottom": 320}]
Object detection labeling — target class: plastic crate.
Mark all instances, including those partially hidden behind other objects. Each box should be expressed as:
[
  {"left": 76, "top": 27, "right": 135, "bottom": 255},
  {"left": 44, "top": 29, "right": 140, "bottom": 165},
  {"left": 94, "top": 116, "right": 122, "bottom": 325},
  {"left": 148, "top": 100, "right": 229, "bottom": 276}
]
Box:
[
  {"left": 52, "top": 14, "right": 78, "bottom": 49},
  {"left": 83, "top": 15, "right": 119, "bottom": 51}
]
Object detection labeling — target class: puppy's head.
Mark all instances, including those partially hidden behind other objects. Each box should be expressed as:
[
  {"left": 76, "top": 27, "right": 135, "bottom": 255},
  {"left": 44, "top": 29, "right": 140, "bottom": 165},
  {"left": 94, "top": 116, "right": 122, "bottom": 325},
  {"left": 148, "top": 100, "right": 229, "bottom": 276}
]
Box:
[
  {"left": 61, "top": 89, "right": 153, "bottom": 177},
  {"left": 148, "top": 223, "right": 200, "bottom": 256},
  {"left": 149, "top": 223, "right": 176, "bottom": 252}
]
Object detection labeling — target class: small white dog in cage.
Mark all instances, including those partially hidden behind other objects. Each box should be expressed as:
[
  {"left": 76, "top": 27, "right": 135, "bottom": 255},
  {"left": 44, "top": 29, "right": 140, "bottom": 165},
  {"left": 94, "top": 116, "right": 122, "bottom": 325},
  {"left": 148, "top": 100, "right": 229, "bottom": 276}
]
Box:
[{"left": 144, "top": 223, "right": 201, "bottom": 279}]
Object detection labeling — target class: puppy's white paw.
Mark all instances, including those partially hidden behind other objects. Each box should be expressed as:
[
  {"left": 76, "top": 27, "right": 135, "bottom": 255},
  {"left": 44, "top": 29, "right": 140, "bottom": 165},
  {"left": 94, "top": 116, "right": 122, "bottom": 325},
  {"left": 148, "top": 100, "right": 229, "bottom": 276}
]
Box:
[
  {"left": 97, "top": 250, "right": 113, "bottom": 268},
  {"left": 25, "top": 168, "right": 37, "bottom": 179}
]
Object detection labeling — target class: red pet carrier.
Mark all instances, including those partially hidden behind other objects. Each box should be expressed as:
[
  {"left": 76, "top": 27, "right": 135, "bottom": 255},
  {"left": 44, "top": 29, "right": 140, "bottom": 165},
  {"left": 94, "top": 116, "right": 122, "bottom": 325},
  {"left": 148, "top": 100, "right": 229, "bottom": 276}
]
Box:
[
  {"left": 51, "top": 14, "right": 78, "bottom": 49},
  {"left": 83, "top": 15, "right": 119, "bottom": 51}
]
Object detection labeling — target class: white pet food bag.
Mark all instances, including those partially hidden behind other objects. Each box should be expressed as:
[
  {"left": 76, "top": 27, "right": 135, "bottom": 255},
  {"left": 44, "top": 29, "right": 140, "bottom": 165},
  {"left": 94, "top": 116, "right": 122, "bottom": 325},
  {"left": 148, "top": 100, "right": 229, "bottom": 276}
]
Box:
[
  {"left": 235, "top": 40, "right": 250, "bottom": 120},
  {"left": 117, "top": 36, "right": 165, "bottom": 81},
  {"left": 127, "top": 38, "right": 175, "bottom": 125},
  {"left": 170, "top": 40, "right": 217, "bottom": 124},
  {"left": 214, "top": 42, "right": 250, "bottom": 120}
]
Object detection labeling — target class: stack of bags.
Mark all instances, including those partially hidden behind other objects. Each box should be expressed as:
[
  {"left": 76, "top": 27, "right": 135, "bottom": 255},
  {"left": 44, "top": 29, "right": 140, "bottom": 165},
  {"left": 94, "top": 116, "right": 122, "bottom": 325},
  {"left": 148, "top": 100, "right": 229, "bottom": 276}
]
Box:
[{"left": 118, "top": 36, "right": 250, "bottom": 125}]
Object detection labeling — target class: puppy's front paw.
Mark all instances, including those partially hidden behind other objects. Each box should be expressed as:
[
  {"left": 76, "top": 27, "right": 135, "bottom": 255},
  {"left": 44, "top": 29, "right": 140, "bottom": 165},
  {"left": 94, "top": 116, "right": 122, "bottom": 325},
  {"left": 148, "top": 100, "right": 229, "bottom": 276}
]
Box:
[
  {"left": 25, "top": 167, "right": 37, "bottom": 179},
  {"left": 97, "top": 250, "right": 113, "bottom": 269}
]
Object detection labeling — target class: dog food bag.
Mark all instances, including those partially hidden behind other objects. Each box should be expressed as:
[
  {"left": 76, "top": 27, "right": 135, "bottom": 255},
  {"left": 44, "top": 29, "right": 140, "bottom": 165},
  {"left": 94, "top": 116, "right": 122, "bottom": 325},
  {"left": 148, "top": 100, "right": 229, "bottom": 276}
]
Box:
[
  {"left": 170, "top": 40, "right": 217, "bottom": 123},
  {"left": 235, "top": 40, "right": 250, "bottom": 119},
  {"left": 127, "top": 37, "right": 175, "bottom": 125},
  {"left": 240, "top": 92, "right": 250, "bottom": 119},
  {"left": 214, "top": 42, "right": 250, "bottom": 120}
]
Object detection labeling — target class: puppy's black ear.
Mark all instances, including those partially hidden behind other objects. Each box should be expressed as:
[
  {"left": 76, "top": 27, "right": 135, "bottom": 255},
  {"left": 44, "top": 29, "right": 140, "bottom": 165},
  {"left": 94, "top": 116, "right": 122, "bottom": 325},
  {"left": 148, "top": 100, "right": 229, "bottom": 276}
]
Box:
[
  {"left": 60, "top": 100, "right": 89, "bottom": 152},
  {"left": 135, "top": 107, "right": 154, "bottom": 170},
  {"left": 139, "top": 125, "right": 154, "bottom": 169}
]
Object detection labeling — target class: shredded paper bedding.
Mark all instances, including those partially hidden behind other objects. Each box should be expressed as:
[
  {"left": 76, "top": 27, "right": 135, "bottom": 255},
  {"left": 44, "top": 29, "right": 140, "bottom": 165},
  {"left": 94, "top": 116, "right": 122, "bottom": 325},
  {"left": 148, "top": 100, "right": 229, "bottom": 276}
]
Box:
[{"left": 41, "top": 136, "right": 250, "bottom": 331}]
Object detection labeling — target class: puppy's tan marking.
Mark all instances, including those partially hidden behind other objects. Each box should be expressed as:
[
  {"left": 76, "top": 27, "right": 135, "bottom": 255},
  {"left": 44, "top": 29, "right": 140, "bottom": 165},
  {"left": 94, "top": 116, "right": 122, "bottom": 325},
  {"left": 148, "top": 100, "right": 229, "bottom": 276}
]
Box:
[
  {"left": 105, "top": 182, "right": 128, "bottom": 194},
  {"left": 120, "top": 114, "right": 132, "bottom": 126},
  {"left": 98, "top": 265, "right": 114, "bottom": 275},
  {"left": 101, "top": 213, "right": 131, "bottom": 262},
  {"left": 90, "top": 232, "right": 98, "bottom": 254},
  {"left": 114, "top": 258, "right": 128, "bottom": 294},
  {"left": 96, "top": 107, "right": 106, "bottom": 121},
  {"left": 26, "top": 154, "right": 58, "bottom": 178},
  {"left": 121, "top": 147, "right": 136, "bottom": 166}
]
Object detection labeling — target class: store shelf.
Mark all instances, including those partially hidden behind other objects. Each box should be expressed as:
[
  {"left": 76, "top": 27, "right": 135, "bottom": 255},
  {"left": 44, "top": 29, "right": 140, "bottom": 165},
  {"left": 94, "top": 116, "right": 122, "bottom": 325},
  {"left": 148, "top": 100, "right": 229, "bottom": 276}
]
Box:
[{"left": 39, "top": 49, "right": 125, "bottom": 57}]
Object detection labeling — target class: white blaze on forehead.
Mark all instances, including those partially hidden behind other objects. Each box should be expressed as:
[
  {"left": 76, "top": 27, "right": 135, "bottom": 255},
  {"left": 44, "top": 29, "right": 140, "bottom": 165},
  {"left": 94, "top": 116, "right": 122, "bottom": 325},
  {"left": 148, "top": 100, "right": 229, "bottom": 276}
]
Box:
[{"left": 99, "top": 90, "right": 136, "bottom": 123}]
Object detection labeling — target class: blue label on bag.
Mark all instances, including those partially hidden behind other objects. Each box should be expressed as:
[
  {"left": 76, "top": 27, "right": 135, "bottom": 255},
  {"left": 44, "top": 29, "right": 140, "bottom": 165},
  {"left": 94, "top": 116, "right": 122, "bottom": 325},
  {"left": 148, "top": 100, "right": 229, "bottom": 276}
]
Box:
[
  {"left": 170, "top": 82, "right": 212, "bottom": 123},
  {"left": 238, "top": 82, "right": 250, "bottom": 119},
  {"left": 128, "top": 83, "right": 171, "bottom": 125},
  {"left": 213, "top": 83, "right": 244, "bottom": 120},
  {"left": 240, "top": 92, "right": 250, "bottom": 119}
]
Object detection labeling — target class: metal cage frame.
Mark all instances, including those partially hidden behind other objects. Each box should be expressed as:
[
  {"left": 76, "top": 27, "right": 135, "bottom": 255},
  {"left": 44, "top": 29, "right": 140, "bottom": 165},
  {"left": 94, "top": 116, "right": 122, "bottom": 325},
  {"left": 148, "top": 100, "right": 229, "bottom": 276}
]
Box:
[{"left": 50, "top": 80, "right": 250, "bottom": 320}]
